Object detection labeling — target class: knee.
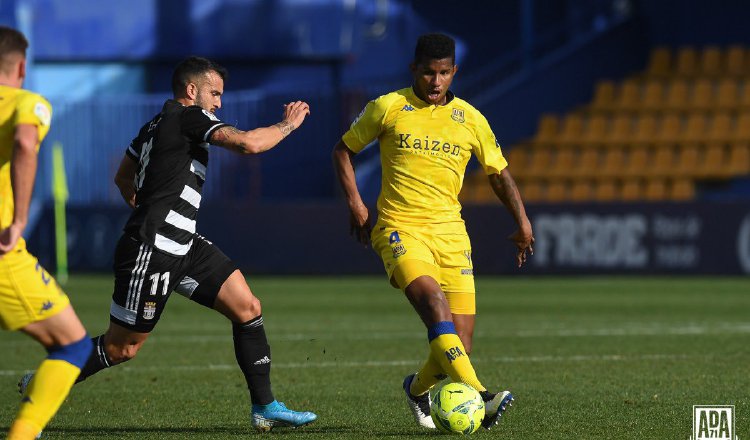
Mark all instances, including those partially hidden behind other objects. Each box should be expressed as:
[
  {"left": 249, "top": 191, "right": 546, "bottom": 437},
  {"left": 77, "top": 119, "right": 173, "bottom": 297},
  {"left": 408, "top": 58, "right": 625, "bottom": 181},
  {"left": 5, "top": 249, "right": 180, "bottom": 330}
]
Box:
[
  {"left": 105, "top": 342, "right": 142, "bottom": 364},
  {"left": 239, "top": 295, "right": 262, "bottom": 321}
]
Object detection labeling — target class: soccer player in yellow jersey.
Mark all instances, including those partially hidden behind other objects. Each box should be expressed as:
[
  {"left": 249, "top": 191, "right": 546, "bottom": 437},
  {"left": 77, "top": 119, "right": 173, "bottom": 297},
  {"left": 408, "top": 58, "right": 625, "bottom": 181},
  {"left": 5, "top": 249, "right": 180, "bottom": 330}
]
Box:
[
  {"left": 332, "top": 33, "right": 534, "bottom": 430},
  {"left": 0, "top": 26, "right": 92, "bottom": 440}
]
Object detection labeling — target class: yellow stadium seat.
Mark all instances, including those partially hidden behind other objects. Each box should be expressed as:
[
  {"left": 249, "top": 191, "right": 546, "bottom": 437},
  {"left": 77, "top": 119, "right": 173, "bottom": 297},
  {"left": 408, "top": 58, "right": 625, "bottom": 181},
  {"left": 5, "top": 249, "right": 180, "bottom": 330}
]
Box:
[
  {"left": 526, "top": 147, "right": 553, "bottom": 178},
  {"left": 706, "top": 112, "right": 732, "bottom": 144},
  {"left": 700, "top": 46, "right": 722, "bottom": 76},
  {"left": 617, "top": 80, "right": 640, "bottom": 112},
  {"left": 600, "top": 147, "right": 626, "bottom": 179},
  {"left": 681, "top": 113, "right": 708, "bottom": 145},
  {"left": 689, "top": 79, "right": 713, "bottom": 111},
  {"left": 644, "top": 178, "right": 668, "bottom": 201},
  {"left": 545, "top": 181, "right": 568, "bottom": 202},
  {"left": 606, "top": 115, "right": 633, "bottom": 147},
  {"left": 725, "top": 45, "right": 746, "bottom": 76},
  {"left": 727, "top": 142, "right": 750, "bottom": 176},
  {"left": 574, "top": 147, "right": 601, "bottom": 179},
  {"left": 650, "top": 145, "right": 675, "bottom": 177},
  {"left": 647, "top": 47, "right": 671, "bottom": 76},
  {"left": 675, "top": 47, "right": 698, "bottom": 76},
  {"left": 594, "top": 180, "right": 617, "bottom": 201},
  {"left": 581, "top": 114, "right": 608, "bottom": 146},
  {"left": 506, "top": 147, "right": 529, "bottom": 173},
  {"left": 654, "top": 114, "right": 682, "bottom": 147},
  {"left": 734, "top": 112, "right": 750, "bottom": 142},
  {"left": 716, "top": 78, "right": 739, "bottom": 110},
  {"left": 632, "top": 114, "right": 658, "bottom": 147},
  {"left": 623, "top": 146, "right": 650, "bottom": 177},
  {"left": 570, "top": 180, "right": 593, "bottom": 202},
  {"left": 520, "top": 181, "right": 544, "bottom": 202},
  {"left": 621, "top": 179, "right": 642, "bottom": 201},
  {"left": 532, "top": 114, "right": 559, "bottom": 146},
  {"left": 670, "top": 178, "right": 695, "bottom": 200},
  {"left": 550, "top": 148, "right": 577, "bottom": 178},
  {"left": 700, "top": 143, "right": 728, "bottom": 179},
  {"left": 665, "top": 80, "right": 690, "bottom": 112},
  {"left": 558, "top": 114, "right": 584, "bottom": 147},
  {"left": 642, "top": 80, "right": 665, "bottom": 112},
  {"left": 675, "top": 144, "right": 700, "bottom": 177},
  {"left": 590, "top": 81, "right": 616, "bottom": 111}
]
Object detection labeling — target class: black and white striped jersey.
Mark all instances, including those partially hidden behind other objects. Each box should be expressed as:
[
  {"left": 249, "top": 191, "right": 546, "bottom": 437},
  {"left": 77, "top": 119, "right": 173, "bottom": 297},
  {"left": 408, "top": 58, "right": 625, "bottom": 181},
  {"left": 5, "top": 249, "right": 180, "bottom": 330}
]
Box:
[{"left": 123, "top": 99, "right": 230, "bottom": 256}]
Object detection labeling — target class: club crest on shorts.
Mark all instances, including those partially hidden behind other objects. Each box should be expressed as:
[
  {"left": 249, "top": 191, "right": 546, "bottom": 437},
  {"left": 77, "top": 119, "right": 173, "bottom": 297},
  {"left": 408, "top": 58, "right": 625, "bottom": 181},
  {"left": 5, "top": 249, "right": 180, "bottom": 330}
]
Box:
[
  {"left": 389, "top": 231, "right": 407, "bottom": 258},
  {"left": 451, "top": 108, "right": 465, "bottom": 123},
  {"left": 143, "top": 301, "right": 157, "bottom": 320}
]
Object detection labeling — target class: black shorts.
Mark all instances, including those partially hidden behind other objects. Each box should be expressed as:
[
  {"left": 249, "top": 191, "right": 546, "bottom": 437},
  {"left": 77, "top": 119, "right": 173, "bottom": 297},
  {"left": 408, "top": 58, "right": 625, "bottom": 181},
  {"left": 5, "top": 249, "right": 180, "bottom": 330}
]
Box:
[{"left": 109, "top": 234, "right": 236, "bottom": 333}]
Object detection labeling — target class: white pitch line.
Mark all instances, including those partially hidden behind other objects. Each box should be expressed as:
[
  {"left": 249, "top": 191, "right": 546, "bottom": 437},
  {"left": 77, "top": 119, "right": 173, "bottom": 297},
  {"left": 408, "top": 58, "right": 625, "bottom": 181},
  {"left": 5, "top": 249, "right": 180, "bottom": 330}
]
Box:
[{"left": 0, "top": 353, "right": 700, "bottom": 377}]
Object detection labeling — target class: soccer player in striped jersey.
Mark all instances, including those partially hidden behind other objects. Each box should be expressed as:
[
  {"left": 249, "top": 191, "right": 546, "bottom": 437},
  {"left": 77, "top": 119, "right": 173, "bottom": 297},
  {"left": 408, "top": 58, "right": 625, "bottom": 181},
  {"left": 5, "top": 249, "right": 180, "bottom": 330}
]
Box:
[
  {"left": 332, "top": 33, "right": 534, "bottom": 430},
  {"left": 0, "top": 26, "right": 93, "bottom": 440},
  {"left": 18, "top": 56, "right": 316, "bottom": 432}
]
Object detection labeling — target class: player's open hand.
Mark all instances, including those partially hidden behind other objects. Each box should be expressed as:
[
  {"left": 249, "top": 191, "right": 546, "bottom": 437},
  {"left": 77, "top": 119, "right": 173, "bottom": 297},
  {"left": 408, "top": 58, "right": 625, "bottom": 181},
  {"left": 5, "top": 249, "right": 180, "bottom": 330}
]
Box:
[
  {"left": 282, "top": 101, "right": 311, "bottom": 131},
  {"left": 508, "top": 225, "right": 534, "bottom": 268},
  {"left": 0, "top": 223, "right": 23, "bottom": 255},
  {"left": 349, "top": 202, "right": 371, "bottom": 247}
]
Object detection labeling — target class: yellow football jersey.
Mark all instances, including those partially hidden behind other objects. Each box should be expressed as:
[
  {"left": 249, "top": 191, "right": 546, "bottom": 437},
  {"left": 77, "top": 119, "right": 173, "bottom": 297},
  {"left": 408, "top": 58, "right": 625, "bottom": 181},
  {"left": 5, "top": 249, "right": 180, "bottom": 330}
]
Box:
[
  {"left": 0, "top": 85, "right": 52, "bottom": 244},
  {"left": 342, "top": 87, "right": 507, "bottom": 228}
]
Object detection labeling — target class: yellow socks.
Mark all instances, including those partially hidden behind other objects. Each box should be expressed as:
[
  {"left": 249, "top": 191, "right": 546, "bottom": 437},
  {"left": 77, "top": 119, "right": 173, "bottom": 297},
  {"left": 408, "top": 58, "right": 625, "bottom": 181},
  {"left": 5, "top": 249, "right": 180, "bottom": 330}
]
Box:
[
  {"left": 10, "top": 359, "right": 81, "bottom": 439},
  {"left": 426, "top": 321, "right": 485, "bottom": 392}
]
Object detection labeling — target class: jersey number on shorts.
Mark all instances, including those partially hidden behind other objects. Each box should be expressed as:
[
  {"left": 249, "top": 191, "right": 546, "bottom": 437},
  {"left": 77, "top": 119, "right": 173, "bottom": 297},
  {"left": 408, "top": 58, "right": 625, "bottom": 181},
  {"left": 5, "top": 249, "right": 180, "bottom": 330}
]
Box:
[{"left": 148, "top": 271, "right": 170, "bottom": 296}]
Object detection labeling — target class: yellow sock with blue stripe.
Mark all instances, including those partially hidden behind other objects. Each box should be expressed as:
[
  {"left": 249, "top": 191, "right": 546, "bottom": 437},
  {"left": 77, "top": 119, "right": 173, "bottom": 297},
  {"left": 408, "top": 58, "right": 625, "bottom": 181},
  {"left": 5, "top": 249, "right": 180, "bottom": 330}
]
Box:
[
  {"left": 427, "top": 321, "right": 486, "bottom": 392},
  {"left": 410, "top": 352, "right": 446, "bottom": 396},
  {"left": 10, "top": 359, "right": 80, "bottom": 439}
]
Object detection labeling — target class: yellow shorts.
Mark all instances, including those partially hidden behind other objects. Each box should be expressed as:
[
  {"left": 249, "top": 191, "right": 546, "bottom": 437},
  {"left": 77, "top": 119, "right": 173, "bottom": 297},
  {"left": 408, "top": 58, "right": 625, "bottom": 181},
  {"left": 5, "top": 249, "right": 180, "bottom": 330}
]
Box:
[
  {"left": 371, "top": 222, "right": 476, "bottom": 314},
  {"left": 0, "top": 245, "right": 70, "bottom": 331}
]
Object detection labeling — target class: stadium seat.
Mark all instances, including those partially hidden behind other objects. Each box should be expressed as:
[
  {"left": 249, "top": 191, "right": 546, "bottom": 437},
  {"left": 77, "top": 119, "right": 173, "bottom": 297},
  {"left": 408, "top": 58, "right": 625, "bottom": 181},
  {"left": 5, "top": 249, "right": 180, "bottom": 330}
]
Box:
[
  {"left": 674, "top": 144, "right": 700, "bottom": 177},
  {"left": 616, "top": 80, "right": 640, "bottom": 112},
  {"left": 646, "top": 47, "right": 671, "bottom": 76},
  {"left": 632, "top": 114, "right": 658, "bottom": 148},
  {"left": 650, "top": 145, "right": 675, "bottom": 177},
  {"left": 642, "top": 80, "right": 665, "bottom": 112},
  {"left": 600, "top": 147, "right": 626, "bottom": 179},
  {"left": 574, "top": 147, "right": 601, "bottom": 179},
  {"left": 623, "top": 146, "right": 650, "bottom": 177},
  {"left": 644, "top": 178, "right": 668, "bottom": 200},
  {"left": 606, "top": 115, "right": 633, "bottom": 146},
  {"left": 716, "top": 78, "right": 739, "bottom": 110},
  {"left": 689, "top": 79, "right": 713, "bottom": 111},
  {"left": 706, "top": 112, "right": 733, "bottom": 144},
  {"left": 581, "top": 114, "right": 608, "bottom": 146},
  {"left": 681, "top": 113, "right": 708, "bottom": 145},
  {"left": 700, "top": 143, "right": 728, "bottom": 179},
  {"left": 734, "top": 112, "right": 750, "bottom": 142},
  {"left": 546, "top": 181, "right": 568, "bottom": 202},
  {"left": 593, "top": 180, "right": 617, "bottom": 201},
  {"left": 727, "top": 142, "right": 750, "bottom": 175},
  {"left": 620, "top": 179, "right": 642, "bottom": 201},
  {"left": 506, "top": 147, "right": 529, "bottom": 174},
  {"left": 665, "top": 80, "right": 690, "bottom": 112},
  {"left": 725, "top": 45, "right": 747, "bottom": 76},
  {"left": 519, "top": 181, "right": 544, "bottom": 202},
  {"left": 699, "top": 46, "right": 722, "bottom": 76},
  {"left": 570, "top": 180, "right": 593, "bottom": 201},
  {"left": 675, "top": 47, "right": 698, "bottom": 76},
  {"left": 654, "top": 113, "right": 682, "bottom": 147},
  {"left": 550, "top": 148, "right": 577, "bottom": 178},
  {"left": 670, "top": 178, "right": 696, "bottom": 200},
  {"left": 526, "top": 147, "right": 553, "bottom": 178},
  {"left": 532, "top": 114, "right": 559, "bottom": 146},
  {"left": 557, "top": 114, "right": 584, "bottom": 147},
  {"left": 590, "top": 81, "right": 616, "bottom": 111}
]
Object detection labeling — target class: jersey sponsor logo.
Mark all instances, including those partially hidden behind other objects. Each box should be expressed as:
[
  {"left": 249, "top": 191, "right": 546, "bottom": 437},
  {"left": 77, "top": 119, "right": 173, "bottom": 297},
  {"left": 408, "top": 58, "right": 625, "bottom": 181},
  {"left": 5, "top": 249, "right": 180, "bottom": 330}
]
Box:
[
  {"left": 143, "top": 301, "right": 157, "bottom": 320},
  {"left": 461, "top": 269, "right": 473, "bottom": 275},
  {"left": 451, "top": 108, "right": 465, "bottom": 123},
  {"left": 445, "top": 346, "right": 465, "bottom": 363},
  {"left": 33, "top": 102, "right": 51, "bottom": 126},
  {"left": 398, "top": 133, "right": 461, "bottom": 156},
  {"left": 202, "top": 109, "right": 220, "bottom": 121},
  {"left": 401, "top": 104, "right": 415, "bottom": 112}
]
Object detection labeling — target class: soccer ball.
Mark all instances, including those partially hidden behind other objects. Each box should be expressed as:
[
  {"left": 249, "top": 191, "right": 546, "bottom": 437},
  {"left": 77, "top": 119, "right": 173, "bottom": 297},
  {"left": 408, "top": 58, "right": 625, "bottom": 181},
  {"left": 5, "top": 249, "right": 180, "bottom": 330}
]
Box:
[{"left": 430, "top": 382, "right": 485, "bottom": 435}]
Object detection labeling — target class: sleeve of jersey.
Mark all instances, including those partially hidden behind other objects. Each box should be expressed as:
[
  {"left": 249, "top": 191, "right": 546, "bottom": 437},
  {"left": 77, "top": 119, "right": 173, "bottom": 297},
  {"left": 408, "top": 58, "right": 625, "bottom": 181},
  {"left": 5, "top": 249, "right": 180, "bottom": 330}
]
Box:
[
  {"left": 181, "top": 107, "right": 231, "bottom": 143},
  {"left": 472, "top": 113, "right": 508, "bottom": 175},
  {"left": 14, "top": 93, "right": 52, "bottom": 143},
  {"left": 341, "top": 96, "right": 389, "bottom": 153},
  {"left": 125, "top": 136, "right": 140, "bottom": 162}
]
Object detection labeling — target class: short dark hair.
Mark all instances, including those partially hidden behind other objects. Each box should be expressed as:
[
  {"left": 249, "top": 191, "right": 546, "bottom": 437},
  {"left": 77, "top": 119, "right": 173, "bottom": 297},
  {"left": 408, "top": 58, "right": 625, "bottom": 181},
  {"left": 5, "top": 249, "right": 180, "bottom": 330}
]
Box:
[
  {"left": 171, "top": 56, "right": 228, "bottom": 96},
  {"left": 414, "top": 33, "right": 455, "bottom": 65},
  {"left": 0, "top": 26, "right": 28, "bottom": 59}
]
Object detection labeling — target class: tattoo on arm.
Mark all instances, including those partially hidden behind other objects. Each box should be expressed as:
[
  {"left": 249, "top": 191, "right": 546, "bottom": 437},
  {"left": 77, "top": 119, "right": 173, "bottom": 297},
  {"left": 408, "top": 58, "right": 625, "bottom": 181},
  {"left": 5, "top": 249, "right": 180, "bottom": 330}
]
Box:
[
  {"left": 490, "top": 172, "right": 523, "bottom": 221},
  {"left": 211, "top": 126, "right": 248, "bottom": 152},
  {"left": 274, "top": 120, "right": 295, "bottom": 138}
]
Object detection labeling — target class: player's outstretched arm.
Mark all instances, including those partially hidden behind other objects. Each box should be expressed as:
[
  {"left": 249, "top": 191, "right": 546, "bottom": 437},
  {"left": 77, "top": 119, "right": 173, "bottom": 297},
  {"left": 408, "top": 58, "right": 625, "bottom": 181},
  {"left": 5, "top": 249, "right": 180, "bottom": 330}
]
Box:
[
  {"left": 210, "top": 101, "right": 310, "bottom": 154},
  {"left": 488, "top": 169, "right": 534, "bottom": 267},
  {"left": 114, "top": 154, "right": 138, "bottom": 209},
  {"left": 332, "top": 140, "right": 371, "bottom": 246},
  {"left": 0, "top": 124, "right": 39, "bottom": 254}
]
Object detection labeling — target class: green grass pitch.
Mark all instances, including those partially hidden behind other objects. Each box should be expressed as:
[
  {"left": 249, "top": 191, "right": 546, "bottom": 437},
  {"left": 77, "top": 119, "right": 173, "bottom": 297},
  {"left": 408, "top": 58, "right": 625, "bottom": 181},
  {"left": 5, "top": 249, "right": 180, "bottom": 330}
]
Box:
[{"left": 1, "top": 276, "right": 748, "bottom": 439}]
